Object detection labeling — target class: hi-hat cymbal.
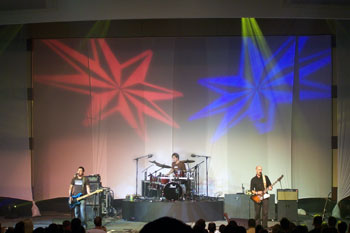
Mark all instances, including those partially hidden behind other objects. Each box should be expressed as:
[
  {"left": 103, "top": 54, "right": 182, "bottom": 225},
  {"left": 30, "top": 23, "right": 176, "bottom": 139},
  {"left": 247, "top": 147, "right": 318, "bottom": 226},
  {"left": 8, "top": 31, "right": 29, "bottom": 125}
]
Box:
[{"left": 181, "top": 159, "right": 195, "bottom": 163}]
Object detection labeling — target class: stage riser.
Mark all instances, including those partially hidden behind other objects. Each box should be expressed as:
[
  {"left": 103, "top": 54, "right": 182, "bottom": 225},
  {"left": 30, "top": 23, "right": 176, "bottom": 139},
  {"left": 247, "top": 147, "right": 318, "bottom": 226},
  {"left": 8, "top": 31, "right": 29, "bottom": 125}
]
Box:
[
  {"left": 224, "top": 194, "right": 276, "bottom": 220},
  {"left": 122, "top": 200, "right": 224, "bottom": 222}
]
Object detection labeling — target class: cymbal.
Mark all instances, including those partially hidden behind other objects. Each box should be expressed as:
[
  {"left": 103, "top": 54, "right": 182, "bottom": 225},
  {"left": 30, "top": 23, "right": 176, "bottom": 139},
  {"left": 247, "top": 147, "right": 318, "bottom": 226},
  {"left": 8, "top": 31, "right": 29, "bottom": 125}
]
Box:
[
  {"left": 158, "top": 163, "right": 171, "bottom": 168},
  {"left": 181, "top": 159, "right": 195, "bottom": 163},
  {"left": 149, "top": 160, "right": 171, "bottom": 168}
]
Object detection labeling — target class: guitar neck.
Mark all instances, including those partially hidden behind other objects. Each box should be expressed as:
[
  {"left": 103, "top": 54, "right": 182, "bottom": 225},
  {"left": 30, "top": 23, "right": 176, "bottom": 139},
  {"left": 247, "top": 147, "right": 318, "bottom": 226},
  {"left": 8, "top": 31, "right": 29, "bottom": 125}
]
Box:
[
  {"left": 271, "top": 180, "right": 279, "bottom": 188},
  {"left": 77, "top": 189, "right": 103, "bottom": 201},
  {"left": 264, "top": 175, "right": 283, "bottom": 192}
]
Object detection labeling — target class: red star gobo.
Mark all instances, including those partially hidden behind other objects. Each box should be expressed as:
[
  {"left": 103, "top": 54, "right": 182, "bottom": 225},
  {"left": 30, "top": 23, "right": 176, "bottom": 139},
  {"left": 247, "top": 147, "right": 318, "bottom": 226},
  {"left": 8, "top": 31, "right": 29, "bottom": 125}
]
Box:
[{"left": 35, "top": 39, "right": 183, "bottom": 140}]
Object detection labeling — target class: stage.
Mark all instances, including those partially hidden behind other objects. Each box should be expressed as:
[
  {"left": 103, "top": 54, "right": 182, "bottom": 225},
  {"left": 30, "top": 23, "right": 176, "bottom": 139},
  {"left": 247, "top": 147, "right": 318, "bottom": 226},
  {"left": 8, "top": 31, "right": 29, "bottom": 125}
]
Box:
[
  {"left": 122, "top": 199, "right": 224, "bottom": 222},
  {"left": 1, "top": 196, "right": 349, "bottom": 233}
]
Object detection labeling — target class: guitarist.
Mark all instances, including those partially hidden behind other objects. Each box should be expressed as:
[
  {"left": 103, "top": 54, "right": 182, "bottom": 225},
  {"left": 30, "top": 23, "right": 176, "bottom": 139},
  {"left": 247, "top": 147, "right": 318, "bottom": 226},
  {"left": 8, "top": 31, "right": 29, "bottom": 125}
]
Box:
[
  {"left": 69, "top": 166, "right": 90, "bottom": 228},
  {"left": 250, "top": 165, "right": 272, "bottom": 228}
]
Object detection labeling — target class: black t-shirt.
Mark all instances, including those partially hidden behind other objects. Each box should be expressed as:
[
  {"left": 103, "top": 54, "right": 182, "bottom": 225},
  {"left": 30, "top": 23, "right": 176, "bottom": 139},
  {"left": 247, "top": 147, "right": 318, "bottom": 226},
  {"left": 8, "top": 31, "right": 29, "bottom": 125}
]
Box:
[
  {"left": 71, "top": 176, "right": 89, "bottom": 196},
  {"left": 250, "top": 175, "right": 271, "bottom": 192}
]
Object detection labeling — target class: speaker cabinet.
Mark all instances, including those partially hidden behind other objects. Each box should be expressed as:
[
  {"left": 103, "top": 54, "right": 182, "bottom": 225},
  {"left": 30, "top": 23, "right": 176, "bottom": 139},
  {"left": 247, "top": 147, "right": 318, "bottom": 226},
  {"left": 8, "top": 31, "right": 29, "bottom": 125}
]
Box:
[
  {"left": 277, "top": 200, "right": 298, "bottom": 221},
  {"left": 86, "top": 205, "right": 101, "bottom": 221},
  {"left": 86, "top": 182, "right": 101, "bottom": 205}
]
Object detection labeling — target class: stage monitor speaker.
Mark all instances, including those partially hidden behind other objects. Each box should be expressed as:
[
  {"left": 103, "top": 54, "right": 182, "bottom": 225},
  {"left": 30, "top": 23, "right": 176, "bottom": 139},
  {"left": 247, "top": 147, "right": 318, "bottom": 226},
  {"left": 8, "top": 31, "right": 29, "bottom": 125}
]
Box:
[
  {"left": 86, "top": 205, "right": 101, "bottom": 221},
  {"left": 277, "top": 189, "right": 298, "bottom": 201},
  {"left": 277, "top": 200, "right": 298, "bottom": 222},
  {"left": 224, "top": 194, "right": 251, "bottom": 219}
]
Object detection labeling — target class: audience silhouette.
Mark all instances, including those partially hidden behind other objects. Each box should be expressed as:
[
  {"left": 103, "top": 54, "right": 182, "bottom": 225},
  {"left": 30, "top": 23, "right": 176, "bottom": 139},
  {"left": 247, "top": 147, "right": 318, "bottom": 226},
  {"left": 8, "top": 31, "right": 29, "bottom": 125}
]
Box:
[{"left": 1, "top": 213, "right": 349, "bottom": 233}]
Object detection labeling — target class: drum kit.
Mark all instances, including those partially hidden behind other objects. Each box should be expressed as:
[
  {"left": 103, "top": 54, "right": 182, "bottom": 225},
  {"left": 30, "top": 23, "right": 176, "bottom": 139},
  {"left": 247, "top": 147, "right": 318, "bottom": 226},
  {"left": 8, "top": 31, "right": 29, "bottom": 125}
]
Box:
[{"left": 142, "top": 159, "right": 200, "bottom": 200}]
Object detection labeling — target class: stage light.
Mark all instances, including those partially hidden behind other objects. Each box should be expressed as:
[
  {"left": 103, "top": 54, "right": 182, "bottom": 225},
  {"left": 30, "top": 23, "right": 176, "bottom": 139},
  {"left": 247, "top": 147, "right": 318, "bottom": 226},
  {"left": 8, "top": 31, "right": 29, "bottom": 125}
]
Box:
[
  {"left": 35, "top": 39, "right": 183, "bottom": 140},
  {"left": 189, "top": 35, "right": 331, "bottom": 141}
]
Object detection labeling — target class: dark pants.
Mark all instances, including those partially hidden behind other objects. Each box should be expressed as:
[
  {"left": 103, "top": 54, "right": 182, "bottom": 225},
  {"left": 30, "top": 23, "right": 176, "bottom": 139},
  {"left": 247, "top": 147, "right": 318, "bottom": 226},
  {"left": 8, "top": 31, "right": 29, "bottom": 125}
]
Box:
[
  {"left": 254, "top": 198, "right": 269, "bottom": 228},
  {"left": 74, "top": 199, "right": 86, "bottom": 228}
]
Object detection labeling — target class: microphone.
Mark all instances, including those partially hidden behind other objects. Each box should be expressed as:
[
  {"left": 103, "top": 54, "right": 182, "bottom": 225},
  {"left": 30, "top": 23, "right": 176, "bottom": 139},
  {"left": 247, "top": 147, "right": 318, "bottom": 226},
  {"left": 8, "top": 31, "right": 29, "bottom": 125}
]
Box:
[
  {"left": 191, "top": 154, "right": 210, "bottom": 158},
  {"left": 134, "top": 154, "right": 153, "bottom": 160}
]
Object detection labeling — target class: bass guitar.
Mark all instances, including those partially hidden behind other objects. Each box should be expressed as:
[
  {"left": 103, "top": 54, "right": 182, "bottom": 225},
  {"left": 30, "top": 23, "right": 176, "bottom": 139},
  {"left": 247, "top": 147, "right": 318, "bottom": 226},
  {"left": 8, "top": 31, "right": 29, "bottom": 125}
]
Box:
[
  {"left": 250, "top": 175, "right": 283, "bottom": 204},
  {"left": 69, "top": 188, "right": 104, "bottom": 209}
]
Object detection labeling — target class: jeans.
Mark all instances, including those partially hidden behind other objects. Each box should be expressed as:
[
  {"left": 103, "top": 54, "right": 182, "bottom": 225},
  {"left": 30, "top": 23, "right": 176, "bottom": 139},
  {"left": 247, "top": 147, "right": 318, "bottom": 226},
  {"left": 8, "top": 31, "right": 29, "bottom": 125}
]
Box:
[
  {"left": 180, "top": 183, "right": 186, "bottom": 198},
  {"left": 254, "top": 198, "right": 269, "bottom": 228},
  {"left": 74, "top": 199, "right": 86, "bottom": 228}
]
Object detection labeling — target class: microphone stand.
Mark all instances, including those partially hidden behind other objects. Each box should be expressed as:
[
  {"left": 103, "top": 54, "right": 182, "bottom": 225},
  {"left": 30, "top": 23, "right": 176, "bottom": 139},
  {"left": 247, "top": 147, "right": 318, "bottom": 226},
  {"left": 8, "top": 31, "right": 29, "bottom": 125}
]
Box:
[
  {"left": 322, "top": 191, "right": 332, "bottom": 220},
  {"left": 205, "top": 156, "right": 209, "bottom": 197},
  {"left": 191, "top": 161, "right": 204, "bottom": 196},
  {"left": 151, "top": 167, "right": 164, "bottom": 176},
  {"left": 142, "top": 164, "right": 154, "bottom": 180},
  {"left": 194, "top": 155, "right": 210, "bottom": 197},
  {"left": 134, "top": 154, "right": 152, "bottom": 196}
]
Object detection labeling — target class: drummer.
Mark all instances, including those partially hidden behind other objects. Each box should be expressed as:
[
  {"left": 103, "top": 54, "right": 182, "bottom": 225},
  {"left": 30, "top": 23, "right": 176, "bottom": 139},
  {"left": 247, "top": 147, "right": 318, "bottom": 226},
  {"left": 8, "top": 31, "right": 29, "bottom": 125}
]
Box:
[
  {"left": 166, "top": 153, "right": 188, "bottom": 199},
  {"left": 166, "top": 153, "right": 186, "bottom": 177}
]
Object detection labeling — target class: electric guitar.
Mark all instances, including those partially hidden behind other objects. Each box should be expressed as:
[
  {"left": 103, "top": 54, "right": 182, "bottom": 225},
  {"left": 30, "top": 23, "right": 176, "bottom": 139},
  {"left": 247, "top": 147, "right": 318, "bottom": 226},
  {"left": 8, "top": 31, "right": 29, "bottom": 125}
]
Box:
[
  {"left": 69, "top": 188, "right": 104, "bottom": 209},
  {"left": 250, "top": 175, "right": 283, "bottom": 204}
]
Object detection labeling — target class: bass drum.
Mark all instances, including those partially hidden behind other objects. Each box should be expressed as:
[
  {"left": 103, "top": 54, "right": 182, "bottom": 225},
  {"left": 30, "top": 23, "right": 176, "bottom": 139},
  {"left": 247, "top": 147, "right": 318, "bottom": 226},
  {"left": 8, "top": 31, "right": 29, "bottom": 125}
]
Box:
[{"left": 163, "top": 182, "right": 182, "bottom": 200}]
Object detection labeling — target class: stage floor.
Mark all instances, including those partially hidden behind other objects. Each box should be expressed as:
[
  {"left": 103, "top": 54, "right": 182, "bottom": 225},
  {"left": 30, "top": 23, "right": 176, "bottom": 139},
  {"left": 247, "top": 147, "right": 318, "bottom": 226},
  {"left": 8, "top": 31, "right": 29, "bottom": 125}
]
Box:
[{"left": 1, "top": 211, "right": 348, "bottom": 233}]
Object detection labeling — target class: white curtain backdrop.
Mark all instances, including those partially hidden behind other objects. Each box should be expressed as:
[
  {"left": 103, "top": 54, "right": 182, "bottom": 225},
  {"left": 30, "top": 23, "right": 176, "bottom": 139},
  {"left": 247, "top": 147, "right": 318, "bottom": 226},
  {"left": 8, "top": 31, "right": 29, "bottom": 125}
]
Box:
[
  {"left": 334, "top": 21, "right": 350, "bottom": 217},
  {"left": 0, "top": 36, "right": 32, "bottom": 200},
  {"left": 32, "top": 36, "right": 332, "bottom": 200}
]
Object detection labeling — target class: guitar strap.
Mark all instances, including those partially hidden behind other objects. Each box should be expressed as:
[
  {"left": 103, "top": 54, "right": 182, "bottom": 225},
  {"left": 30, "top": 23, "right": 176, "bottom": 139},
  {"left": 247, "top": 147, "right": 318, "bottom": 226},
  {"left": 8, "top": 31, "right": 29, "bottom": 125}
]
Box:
[
  {"left": 262, "top": 175, "right": 267, "bottom": 191},
  {"left": 82, "top": 176, "right": 88, "bottom": 193}
]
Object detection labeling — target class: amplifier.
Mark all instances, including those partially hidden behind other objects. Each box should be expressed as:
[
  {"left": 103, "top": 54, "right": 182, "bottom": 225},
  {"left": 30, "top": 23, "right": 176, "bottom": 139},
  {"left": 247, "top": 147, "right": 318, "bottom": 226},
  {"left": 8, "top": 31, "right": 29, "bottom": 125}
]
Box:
[
  {"left": 277, "top": 189, "right": 298, "bottom": 201},
  {"left": 86, "top": 174, "right": 101, "bottom": 183},
  {"left": 86, "top": 176, "right": 102, "bottom": 205},
  {"left": 86, "top": 192, "right": 101, "bottom": 205}
]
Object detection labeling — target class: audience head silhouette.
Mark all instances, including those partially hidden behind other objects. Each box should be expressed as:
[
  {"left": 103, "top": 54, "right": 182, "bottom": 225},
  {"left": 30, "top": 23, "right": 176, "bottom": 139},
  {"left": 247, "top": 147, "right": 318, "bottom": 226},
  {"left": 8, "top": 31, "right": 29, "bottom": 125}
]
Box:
[{"left": 139, "top": 216, "right": 193, "bottom": 233}]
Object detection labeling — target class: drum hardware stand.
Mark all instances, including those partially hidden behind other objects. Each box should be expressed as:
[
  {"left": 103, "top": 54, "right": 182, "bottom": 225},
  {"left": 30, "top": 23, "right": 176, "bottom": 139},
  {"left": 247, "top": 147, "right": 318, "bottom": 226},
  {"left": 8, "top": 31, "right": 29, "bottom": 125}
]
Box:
[
  {"left": 148, "top": 167, "right": 165, "bottom": 200},
  {"left": 142, "top": 164, "right": 154, "bottom": 180},
  {"left": 134, "top": 154, "right": 153, "bottom": 196},
  {"left": 150, "top": 167, "right": 165, "bottom": 176}
]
